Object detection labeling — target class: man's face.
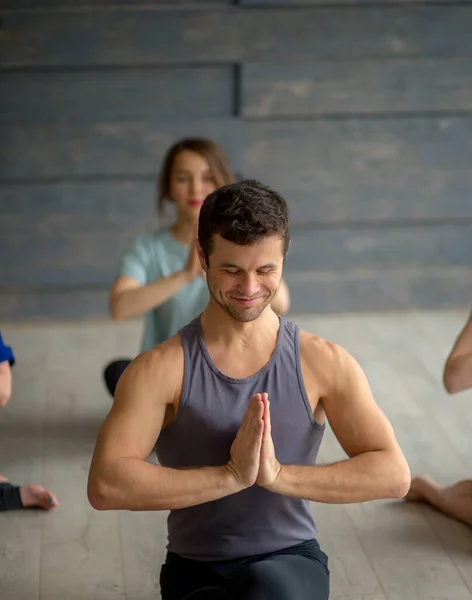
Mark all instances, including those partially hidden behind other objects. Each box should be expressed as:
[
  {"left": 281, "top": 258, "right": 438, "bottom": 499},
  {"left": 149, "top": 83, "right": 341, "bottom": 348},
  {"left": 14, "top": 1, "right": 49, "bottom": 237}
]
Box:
[{"left": 199, "top": 234, "right": 284, "bottom": 322}]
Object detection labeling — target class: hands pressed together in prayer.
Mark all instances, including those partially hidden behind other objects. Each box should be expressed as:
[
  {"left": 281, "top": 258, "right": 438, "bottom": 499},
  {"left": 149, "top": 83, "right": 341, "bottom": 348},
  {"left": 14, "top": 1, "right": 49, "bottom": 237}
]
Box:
[{"left": 225, "top": 393, "right": 282, "bottom": 490}]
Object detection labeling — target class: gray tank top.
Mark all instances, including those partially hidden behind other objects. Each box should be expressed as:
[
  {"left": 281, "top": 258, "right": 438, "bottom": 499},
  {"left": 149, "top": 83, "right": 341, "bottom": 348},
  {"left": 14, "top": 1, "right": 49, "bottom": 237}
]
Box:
[{"left": 155, "top": 316, "right": 325, "bottom": 561}]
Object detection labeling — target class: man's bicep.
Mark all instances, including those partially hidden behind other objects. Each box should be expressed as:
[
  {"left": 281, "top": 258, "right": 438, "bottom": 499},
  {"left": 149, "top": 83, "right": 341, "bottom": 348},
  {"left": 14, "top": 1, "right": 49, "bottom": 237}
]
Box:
[
  {"left": 322, "top": 348, "right": 400, "bottom": 458},
  {"left": 94, "top": 356, "right": 169, "bottom": 462}
]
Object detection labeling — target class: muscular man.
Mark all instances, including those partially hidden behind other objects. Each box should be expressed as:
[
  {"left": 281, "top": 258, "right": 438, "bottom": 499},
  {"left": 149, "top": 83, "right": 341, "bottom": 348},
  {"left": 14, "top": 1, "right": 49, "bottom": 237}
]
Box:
[
  {"left": 88, "top": 180, "right": 410, "bottom": 600},
  {"left": 406, "top": 310, "right": 472, "bottom": 526}
]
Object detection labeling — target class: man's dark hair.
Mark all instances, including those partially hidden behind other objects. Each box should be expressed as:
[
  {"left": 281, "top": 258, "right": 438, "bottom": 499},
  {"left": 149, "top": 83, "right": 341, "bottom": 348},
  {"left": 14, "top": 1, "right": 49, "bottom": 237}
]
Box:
[{"left": 198, "top": 179, "right": 290, "bottom": 263}]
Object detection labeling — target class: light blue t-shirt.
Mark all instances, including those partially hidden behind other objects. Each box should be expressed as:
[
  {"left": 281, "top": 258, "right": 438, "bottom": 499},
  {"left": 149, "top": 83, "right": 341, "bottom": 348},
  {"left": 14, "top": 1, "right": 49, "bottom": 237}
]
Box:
[{"left": 119, "top": 229, "right": 209, "bottom": 352}]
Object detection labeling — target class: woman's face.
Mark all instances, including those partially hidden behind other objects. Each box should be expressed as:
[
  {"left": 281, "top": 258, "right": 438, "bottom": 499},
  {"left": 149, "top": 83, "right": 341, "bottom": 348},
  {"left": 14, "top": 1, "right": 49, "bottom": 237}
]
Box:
[{"left": 169, "top": 150, "right": 218, "bottom": 220}]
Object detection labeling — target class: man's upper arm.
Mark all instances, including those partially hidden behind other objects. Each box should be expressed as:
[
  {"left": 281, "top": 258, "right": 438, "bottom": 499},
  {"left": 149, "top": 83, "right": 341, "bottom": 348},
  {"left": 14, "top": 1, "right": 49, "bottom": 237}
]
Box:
[
  {"left": 314, "top": 340, "right": 401, "bottom": 458},
  {"left": 92, "top": 340, "right": 182, "bottom": 465}
]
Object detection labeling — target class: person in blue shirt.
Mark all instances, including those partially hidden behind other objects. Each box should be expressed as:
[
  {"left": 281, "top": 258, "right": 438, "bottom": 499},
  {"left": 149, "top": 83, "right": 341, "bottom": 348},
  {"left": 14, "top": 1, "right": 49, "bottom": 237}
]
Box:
[
  {"left": 0, "top": 331, "right": 58, "bottom": 511},
  {"left": 103, "top": 138, "right": 291, "bottom": 397}
]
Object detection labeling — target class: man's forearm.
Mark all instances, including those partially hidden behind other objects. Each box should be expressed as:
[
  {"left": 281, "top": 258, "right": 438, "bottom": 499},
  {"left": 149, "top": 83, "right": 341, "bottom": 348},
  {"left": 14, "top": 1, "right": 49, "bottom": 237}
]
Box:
[
  {"left": 88, "top": 458, "right": 243, "bottom": 511},
  {"left": 265, "top": 451, "right": 410, "bottom": 503}
]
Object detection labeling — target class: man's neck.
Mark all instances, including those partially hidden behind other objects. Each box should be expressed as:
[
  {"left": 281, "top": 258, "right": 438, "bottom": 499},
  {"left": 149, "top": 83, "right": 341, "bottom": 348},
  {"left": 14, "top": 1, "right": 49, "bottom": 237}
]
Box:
[{"left": 200, "top": 301, "right": 280, "bottom": 348}]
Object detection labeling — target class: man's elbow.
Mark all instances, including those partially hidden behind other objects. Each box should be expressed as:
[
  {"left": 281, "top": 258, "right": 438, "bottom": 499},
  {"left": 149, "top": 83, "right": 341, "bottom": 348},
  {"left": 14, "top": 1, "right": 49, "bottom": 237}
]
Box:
[
  {"left": 387, "top": 456, "right": 411, "bottom": 499},
  {"left": 87, "top": 473, "right": 116, "bottom": 511},
  {"left": 87, "top": 480, "right": 107, "bottom": 510}
]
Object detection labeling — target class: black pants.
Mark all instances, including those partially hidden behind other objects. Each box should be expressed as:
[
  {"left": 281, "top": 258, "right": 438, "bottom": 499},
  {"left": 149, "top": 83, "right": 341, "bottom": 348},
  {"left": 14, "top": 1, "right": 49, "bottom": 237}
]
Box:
[
  {"left": 159, "top": 539, "right": 329, "bottom": 600},
  {"left": 0, "top": 482, "right": 23, "bottom": 511},
  {"left": 103, "top": 359, "right": 132, "bottom": 397}
]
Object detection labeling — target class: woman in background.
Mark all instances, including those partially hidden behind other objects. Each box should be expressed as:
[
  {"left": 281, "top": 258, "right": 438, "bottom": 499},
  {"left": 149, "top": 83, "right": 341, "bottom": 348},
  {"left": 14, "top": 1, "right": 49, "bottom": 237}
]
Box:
[{"left": 103, "top": 138, "right": 290, "bottom": 397}]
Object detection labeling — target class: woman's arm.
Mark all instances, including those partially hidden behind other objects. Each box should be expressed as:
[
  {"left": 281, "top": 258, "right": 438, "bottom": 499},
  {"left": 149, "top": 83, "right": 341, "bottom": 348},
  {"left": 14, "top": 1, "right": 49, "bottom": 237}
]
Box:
[
  {"left": 109, "top": 273, "right": 191, "bottom": 321},
  {"left": 0, "top": 361, "right": 12, "bottom": 408},
  {"left": 443, "top": 309, "right": 472, "bottom": 394},
  {"left": 110, "top": 242, "right": 203, "bottom": 321}
]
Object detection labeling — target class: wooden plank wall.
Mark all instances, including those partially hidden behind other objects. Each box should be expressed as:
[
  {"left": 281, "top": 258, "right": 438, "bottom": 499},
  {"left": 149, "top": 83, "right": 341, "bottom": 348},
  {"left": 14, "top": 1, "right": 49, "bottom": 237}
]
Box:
[{"left": 1, "top": 0, "right": 472, "bottom": 320}]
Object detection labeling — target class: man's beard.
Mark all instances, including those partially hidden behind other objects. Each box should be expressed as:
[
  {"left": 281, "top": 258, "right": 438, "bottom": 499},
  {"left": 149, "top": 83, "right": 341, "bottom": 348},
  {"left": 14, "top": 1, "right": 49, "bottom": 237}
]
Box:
[{"left": 207, "top": 278, "right": 273, "bottom": 323}]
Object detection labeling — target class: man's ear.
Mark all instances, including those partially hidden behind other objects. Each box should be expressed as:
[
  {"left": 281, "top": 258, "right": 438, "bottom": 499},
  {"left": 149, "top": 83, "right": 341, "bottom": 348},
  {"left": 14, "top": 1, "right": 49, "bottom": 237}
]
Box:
[{"left": 196, "top": 240, "right": 208, "bottom": 272}]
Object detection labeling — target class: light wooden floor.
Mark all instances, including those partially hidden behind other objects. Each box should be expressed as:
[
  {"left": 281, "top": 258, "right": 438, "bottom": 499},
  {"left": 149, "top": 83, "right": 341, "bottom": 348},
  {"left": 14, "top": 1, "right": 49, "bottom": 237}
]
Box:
[{"left": 1, "top": 310, "right": 471, "bottom": 600}]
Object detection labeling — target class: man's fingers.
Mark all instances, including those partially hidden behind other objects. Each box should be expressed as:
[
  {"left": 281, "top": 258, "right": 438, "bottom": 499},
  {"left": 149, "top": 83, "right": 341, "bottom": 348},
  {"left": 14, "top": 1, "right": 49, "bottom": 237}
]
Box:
[
  {"left": 254, "top": 417, "right": 264, "bottom": 439},
  {"left": 261, "top": 393, "right": 271, "bottom": 441},
  {"left": 250, "top": 396, "right": 264, "bottom": 434},
  {"left": 240, "top": 395, "right": 263, "bottom": 436},
  {"left": 255, "top": 395, "right": 264, "bottom": 419},
  {"left": 251, "top": 393, "right": 262, "bottom": 405},
  {"left": 245, "top": 394, "right": 262, "bottom": 420}
]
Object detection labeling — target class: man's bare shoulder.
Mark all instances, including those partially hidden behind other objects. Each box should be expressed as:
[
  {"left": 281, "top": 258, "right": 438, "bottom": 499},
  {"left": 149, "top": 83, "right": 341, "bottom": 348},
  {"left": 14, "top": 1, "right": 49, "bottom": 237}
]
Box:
[
  {"left": 115, "top": 334, "right": 184, "bottom": 404},
  {"left": 299, "top": 329, "right": 356, "bottom": 387},
  {"left": 149, "top": 333, "right": 184, "bottom": 361},
  {"left": 134, "top": 334, "right": 182, "bottom": 368},
  {"left": 299, "top": 329, "right": 344, "bottom": 362}
]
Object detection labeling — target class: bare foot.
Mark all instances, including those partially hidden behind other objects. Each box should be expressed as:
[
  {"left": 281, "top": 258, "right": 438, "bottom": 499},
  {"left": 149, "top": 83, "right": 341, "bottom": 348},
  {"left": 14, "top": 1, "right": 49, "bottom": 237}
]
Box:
[
  {"left": 0, "top": 473, "right": 8, "bottom": 483},
  {"left": 20, "top": 484, "right": 59, "bottom": 510},
  {"left": 405, "top": 476, "right": 441, "bottom": 502}
]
